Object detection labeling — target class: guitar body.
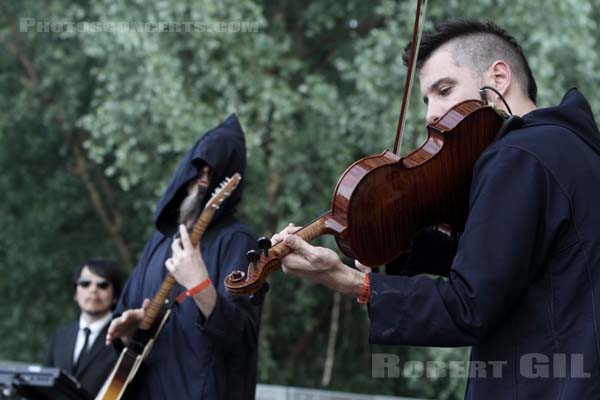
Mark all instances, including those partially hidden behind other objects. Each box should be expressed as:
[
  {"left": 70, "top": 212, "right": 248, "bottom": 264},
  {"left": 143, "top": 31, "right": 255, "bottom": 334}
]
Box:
[{"left": 96, "top": 310, "right": 171, "bottom": 400}]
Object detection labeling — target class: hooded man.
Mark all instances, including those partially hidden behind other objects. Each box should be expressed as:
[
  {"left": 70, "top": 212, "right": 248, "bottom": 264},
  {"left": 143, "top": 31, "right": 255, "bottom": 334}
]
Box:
[{"left": 106, "top": 114, "right": 260, "bottom": 400}]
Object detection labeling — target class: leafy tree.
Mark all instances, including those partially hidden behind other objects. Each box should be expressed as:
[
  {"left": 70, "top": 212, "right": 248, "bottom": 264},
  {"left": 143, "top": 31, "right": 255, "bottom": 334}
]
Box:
[{"left": 1, "top": 1, "right": 598, "bottom": 399}]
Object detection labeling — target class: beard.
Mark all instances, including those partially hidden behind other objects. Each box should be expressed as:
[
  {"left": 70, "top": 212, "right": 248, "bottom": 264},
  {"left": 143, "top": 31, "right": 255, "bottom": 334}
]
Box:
[{"left": 178, "top": 185, "right": 208, "bottom": 230}]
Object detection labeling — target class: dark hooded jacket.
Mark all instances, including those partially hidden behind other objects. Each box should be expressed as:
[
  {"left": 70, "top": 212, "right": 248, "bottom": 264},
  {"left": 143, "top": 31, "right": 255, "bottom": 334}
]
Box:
[
  {"left": 368, "top": 89, "right": 600, "bottom": 399},
  {"left": 115, "top": 114, "right": 260, "bottom": 400}
]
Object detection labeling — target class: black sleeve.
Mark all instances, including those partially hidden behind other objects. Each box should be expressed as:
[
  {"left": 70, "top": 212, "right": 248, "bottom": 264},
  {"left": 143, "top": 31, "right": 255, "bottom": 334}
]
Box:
[
  {"left": 368, "top": 146, "right": 560, "bottom": 346},
  {"left": 195, "top": 231, "right": 260, "bottom": 351},
  {"left": 385, "top": 226, "right": 459, "bottom": 276}
]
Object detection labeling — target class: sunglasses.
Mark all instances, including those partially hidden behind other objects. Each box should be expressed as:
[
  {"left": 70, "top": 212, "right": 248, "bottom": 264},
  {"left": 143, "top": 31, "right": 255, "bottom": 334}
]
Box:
[{"left": 76, "top": 280, "right": 111, "bottom": 290}]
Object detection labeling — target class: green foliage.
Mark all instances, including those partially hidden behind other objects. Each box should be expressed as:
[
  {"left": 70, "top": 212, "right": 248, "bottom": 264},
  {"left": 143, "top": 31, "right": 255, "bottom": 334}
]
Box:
[{"left": 1, "top": 0, "right": 599, "bottom": 399}]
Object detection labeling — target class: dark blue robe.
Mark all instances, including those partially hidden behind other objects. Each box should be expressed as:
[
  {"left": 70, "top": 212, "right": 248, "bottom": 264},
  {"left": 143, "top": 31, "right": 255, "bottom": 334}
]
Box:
[
  {"left": 368, "top": 89, "right": 600, "bottom": 399},
  {"left": 115, "top": 114, "right": 260, "bottom": 400}
]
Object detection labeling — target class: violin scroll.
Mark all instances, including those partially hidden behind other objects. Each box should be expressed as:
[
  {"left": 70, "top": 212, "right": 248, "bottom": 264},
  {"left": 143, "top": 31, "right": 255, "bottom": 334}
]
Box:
[{"left": 224, "top": 216, "right": 338, "bottom": 295}]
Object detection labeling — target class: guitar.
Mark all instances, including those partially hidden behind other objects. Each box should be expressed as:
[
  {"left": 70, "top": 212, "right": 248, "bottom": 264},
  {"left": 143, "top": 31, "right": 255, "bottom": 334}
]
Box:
[{"left": 96, "top": 173, "right": 242, "bottom": 400}]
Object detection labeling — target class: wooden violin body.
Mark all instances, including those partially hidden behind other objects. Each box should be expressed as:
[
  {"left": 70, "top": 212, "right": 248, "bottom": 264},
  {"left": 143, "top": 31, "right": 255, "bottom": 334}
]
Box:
[
  {"left": 225, "top": 100, "right": 505, "bottom": 295},
  {"left": 330, "top": 99, "right": 504, "bottom": 265}
]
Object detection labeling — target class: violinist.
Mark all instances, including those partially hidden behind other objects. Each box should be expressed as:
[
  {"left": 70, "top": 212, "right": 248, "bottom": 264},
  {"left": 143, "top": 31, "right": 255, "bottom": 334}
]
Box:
[{"left": 274, "top": 18, "right": 600, "bottom": 398}]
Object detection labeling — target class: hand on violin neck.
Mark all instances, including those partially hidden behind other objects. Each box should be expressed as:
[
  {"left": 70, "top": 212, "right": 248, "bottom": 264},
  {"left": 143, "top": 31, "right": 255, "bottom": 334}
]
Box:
[
  {"left": 278, "top": 229, "right": 364, "bottom": 297},
  {"left": 270, "top": 222, "right": 301, "bottom": 244}
]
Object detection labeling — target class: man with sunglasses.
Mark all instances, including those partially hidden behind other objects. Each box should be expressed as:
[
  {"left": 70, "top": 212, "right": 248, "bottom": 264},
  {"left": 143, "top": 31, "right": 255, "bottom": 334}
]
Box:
[{"left": 45, "top": 258, "right": 126, "bottom": 397}]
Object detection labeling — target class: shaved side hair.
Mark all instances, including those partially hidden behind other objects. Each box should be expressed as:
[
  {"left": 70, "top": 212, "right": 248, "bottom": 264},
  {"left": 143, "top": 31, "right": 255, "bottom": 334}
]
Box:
[{"left": 404, "top": 18, "right": 537, "bottom": 104}]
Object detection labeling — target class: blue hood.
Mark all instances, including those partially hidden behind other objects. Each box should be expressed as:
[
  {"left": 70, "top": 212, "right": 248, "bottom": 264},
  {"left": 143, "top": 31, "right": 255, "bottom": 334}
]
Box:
[{"left": 154, "top": 114, "right": 247, "bottom": 236}]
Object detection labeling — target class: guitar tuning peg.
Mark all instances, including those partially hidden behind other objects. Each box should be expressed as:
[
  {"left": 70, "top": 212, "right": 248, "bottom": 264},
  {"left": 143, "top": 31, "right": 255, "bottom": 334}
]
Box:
[{"left": 257, "top": 237, "right": 271, "bottom": 257}]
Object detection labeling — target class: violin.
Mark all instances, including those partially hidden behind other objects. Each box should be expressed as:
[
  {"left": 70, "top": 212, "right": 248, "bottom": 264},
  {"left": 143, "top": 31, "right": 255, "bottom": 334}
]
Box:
[
  {"left": 224, "top": 0, "right": 507, "bottom": 296},
  {"left": 225, "top": 101, "right": 505, "bottom": 295}
]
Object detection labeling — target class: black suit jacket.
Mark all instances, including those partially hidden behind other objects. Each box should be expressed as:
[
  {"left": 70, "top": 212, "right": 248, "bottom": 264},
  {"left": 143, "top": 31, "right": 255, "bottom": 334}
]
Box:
[{"left": 45, "top": 320, "right": 118, "bottom": 397}]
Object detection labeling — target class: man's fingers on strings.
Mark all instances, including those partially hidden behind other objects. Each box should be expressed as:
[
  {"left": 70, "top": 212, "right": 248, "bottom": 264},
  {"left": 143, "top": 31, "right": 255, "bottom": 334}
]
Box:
[
  {"left": 287, "top": 224, "right": 302, "bottom": 235},
  {"left": 271, "top": 223, "right": 300, "bottom": 244},
  {"left": 283, "top": 235, "right": 316, "bottom": 260},
  {"left": 271, "top": 225, "right": 290, "bottom": 243}
]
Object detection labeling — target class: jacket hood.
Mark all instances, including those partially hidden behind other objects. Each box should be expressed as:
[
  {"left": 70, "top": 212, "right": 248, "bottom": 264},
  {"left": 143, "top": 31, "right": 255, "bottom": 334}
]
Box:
[
  {"left": 522, "top": 88, "right": 600, "bottom": 156},
  {"left": 154, "top": 114, "right": 247, "bottom": 236}
]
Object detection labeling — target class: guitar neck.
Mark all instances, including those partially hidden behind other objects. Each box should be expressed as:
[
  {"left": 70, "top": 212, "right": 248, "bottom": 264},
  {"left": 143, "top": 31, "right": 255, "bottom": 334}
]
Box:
[{"left": 139, "top": 207, "right": 216, "bottom": 331}]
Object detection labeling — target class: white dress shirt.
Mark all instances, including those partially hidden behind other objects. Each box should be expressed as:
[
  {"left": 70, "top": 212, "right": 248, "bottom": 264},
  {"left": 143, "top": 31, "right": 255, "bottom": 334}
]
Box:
[{"left": 73, "top": 312, "right": 113, "bottom": 364}]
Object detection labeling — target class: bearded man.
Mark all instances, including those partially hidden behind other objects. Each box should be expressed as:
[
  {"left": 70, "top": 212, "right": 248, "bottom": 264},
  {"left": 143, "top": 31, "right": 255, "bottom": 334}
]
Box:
[{"left": 106, "top": 115, "right": 260, "bottom": 400}]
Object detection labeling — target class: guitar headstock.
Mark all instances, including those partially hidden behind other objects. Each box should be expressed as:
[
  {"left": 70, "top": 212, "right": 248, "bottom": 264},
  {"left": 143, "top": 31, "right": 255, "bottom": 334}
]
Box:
[{"left": 205, "top": 173, "right": 241, "bottom": 210}]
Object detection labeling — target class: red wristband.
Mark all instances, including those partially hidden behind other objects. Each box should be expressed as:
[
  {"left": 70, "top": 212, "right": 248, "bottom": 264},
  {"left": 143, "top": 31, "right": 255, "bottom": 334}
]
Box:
[
  {"left": 357, "top": 273, "right": 371, "bottom": 304},
  {"left": 176, "top": 278, "right": 212, "bottom": 303}
]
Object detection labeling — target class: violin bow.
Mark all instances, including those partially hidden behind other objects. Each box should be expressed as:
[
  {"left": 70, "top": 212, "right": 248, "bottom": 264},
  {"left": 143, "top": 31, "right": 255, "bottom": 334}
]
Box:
[{"left": 393, "top": 0, "right": 429, "bottom": 155}]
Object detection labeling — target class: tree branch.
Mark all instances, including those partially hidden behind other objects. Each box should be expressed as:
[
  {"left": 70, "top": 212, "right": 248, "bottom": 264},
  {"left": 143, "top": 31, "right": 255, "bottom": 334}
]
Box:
[
  {"left": 0, "top": 4, "right": 133, "bottom": 267},
  {"left": 263, "top": 105, "right": 283, "bottom": 233},
  {"left": 68, "top": 135, "right": 133, "bottom": 267},
  {"left": 286, "top": 297, "right": 331, "bottom": 365},
  {"left": 321, "top": 291, "right": 341, "bottom": 387},
  {"left": 97, "top": 171, "right": 123, "bottom": 231},
  {"left": 0, "top": 2, "right": 39, "bottom": 87}
]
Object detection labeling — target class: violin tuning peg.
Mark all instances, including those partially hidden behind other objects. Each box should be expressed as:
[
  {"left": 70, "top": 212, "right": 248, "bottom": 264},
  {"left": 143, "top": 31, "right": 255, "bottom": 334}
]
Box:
[
  {"left": 249, "top": 282, "right": 270, "bottom": 306},
  {"left": 257, "top": 236, "right": 271, "bottom": 257},
  {"left": 246, "top": 249, "right": 261, "bottom": 265}
]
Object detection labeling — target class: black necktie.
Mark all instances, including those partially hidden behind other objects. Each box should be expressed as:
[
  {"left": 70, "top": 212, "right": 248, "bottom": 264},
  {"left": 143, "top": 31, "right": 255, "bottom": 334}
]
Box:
[{"left": 74, "top": 327, "right": 91, "bottom": 372}]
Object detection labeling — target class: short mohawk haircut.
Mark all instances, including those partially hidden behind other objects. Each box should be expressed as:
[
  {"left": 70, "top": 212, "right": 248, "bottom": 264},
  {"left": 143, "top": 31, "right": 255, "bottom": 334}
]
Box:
[{"left": 403, "top": 18, "right": 537, "bottom": 104}]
